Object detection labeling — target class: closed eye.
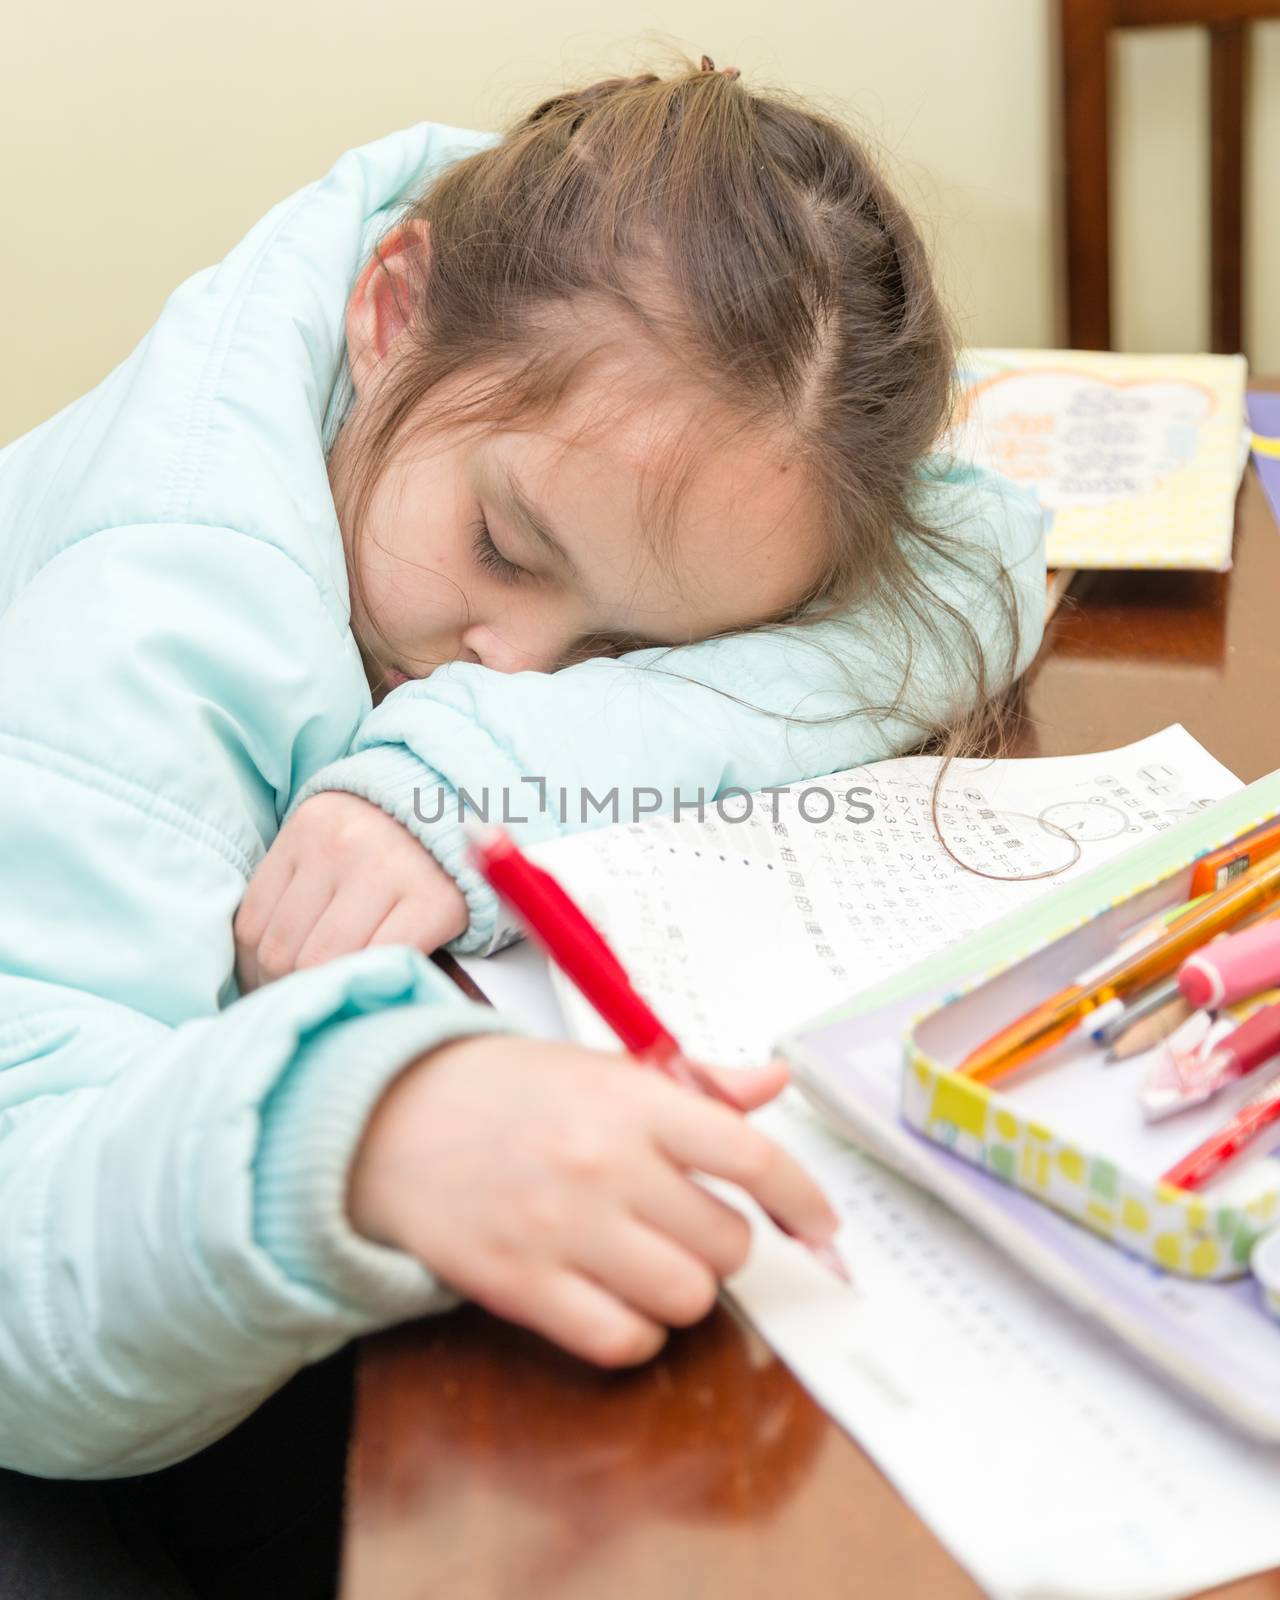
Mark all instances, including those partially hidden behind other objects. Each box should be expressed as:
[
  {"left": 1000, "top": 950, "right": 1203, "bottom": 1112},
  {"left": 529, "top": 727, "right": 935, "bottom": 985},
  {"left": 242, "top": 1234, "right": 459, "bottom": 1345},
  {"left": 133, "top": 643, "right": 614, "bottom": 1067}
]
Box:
[{"left": 471, "top": 516, "right": 528, "bottom": 585}]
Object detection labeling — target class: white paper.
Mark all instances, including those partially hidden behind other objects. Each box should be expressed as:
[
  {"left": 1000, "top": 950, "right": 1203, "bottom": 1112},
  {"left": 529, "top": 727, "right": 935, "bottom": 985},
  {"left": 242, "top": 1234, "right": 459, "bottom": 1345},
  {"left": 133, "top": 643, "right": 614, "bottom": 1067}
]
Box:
[{"left": 456, "top": 939, "right": 564, "bottom": 1039}]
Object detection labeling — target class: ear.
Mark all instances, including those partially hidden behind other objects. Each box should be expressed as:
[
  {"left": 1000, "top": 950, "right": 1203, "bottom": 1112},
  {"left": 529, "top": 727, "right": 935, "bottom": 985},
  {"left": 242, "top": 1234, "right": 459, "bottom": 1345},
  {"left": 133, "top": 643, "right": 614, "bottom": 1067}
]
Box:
[{"left": 345, "top": 219, "right": 432, "bottom": 399}]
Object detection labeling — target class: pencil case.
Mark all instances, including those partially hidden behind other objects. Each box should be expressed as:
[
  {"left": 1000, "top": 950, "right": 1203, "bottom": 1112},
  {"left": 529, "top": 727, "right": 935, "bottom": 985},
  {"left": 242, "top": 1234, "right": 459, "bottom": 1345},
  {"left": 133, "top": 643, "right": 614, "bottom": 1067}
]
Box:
[{"left": 902, "top": 800, "right": 1280, "bottom": 1285}]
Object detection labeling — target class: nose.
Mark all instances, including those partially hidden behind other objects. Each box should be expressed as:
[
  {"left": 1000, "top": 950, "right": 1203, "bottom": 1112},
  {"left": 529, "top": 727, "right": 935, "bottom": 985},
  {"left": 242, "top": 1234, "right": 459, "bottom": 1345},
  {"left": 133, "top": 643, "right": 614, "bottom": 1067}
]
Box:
[{"left": 460, "top": 620, "right": 572, "bottom": 675}]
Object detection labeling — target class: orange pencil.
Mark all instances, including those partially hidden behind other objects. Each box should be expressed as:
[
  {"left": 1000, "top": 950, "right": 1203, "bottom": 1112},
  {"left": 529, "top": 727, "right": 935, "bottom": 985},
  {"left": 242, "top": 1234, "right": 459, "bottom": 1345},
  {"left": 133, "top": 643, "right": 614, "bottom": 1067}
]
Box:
[{"left": 958, "top": 849, "right": 1280, "bottom": 1085}]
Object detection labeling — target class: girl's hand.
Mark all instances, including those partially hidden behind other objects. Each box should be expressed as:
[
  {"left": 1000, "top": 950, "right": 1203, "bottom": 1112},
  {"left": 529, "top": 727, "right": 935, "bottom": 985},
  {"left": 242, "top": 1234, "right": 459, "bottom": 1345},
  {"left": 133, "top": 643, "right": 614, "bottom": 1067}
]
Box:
[
  {"left": 348, "top": 1035, "right": 840, "bottom": 1368},
  {"left": 234, "top": 793, "right": 468, "bottom": 992}
]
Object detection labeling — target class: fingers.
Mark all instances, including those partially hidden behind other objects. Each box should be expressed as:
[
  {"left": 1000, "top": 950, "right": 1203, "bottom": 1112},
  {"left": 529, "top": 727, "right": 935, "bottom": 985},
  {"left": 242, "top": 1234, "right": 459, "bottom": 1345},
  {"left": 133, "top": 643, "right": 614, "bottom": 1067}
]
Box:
[
  {"left": 234, "top": 793, "right": 473, "bottom": 992},
  {"left": 689, "top": 1055, "right": 790, "bottom": 1112},
  {"left": 469, "top": 1262, "right": 668, "bottom": 1370},
  {"left": 629, "top": 1164, "right": 754, "bottom": 1281},
  {"left": 245, "top": 873, "right": 339, "bottom": 984},
  {"left": 233, "top": 853, "right": 303, "bottom": 993},
  {"left": 292, "top": 881, "right": 398, "bottom": 972},
  {"left": 573, "top": 1214, "right": 722, "bottom": 1329},
  {"left": 649, "top": 1085, "right": 838, "bottom": 1248},
  {"left": 367, "top": 896, "right": 464, "bottom": 958},
  {"left": 468, "top": 1214, "right": 719, "bottom": 1368}
]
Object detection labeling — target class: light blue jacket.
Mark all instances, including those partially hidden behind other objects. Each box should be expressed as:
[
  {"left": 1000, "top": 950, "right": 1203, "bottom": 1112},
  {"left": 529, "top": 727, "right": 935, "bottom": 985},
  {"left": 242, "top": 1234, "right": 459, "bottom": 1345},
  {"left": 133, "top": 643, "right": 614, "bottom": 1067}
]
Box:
[{"left": 0, "top": 123, "right": 1045, "bottom": 1478}]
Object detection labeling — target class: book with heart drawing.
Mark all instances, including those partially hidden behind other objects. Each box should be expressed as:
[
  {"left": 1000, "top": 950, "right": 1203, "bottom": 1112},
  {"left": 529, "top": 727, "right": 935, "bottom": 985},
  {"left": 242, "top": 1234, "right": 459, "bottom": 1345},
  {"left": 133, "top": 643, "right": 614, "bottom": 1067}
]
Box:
[{"left": 955, "top": 348, "right": 1248, "bottom": 572}]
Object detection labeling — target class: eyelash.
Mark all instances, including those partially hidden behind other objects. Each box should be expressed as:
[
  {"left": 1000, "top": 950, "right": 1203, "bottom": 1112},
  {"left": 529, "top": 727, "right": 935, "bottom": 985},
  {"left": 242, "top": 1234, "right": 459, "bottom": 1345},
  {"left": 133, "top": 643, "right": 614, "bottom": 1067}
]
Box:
[{"left": 471, "top": 516, "right": 528, "bottom": 585}]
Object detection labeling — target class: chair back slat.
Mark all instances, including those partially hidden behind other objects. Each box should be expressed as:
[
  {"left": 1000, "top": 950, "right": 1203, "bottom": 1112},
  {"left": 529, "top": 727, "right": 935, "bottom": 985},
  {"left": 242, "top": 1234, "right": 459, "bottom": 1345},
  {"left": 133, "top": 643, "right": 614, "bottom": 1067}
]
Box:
[
  {"left": 1209, "top": 21, "right": 1246, "bottom": 353},
  {"left": 1060, "top": 0, "right": 1280, "bottom": 355}
]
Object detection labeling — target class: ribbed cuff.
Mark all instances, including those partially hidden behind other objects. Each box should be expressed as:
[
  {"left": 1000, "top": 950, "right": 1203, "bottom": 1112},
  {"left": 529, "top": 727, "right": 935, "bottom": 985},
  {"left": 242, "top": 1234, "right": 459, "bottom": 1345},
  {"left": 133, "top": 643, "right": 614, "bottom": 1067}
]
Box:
[
  {"left": 253, "top": 996, "right": 515, "bottom": 1324},
  {"left": 288, "top": 746, "right": 513, "bottom": 955}
]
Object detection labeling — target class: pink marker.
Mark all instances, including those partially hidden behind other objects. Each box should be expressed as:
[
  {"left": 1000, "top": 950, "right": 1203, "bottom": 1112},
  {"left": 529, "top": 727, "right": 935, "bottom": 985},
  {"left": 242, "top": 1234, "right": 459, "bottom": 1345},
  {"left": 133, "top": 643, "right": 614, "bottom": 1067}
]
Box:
[
  {"left": 1179, "top": 916, "right": 1280, "bottom": 1009},
  {"left": 1142, "top": 1012, "right": 1252, "bottom": 1120}
]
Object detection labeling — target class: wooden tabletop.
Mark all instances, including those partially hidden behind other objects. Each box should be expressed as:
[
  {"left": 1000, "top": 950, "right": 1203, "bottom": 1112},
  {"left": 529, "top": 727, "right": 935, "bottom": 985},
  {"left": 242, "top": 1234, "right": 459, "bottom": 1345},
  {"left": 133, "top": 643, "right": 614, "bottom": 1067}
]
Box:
[{"left": 341, "top": 460, "right": 1280, "bottom": 1600}]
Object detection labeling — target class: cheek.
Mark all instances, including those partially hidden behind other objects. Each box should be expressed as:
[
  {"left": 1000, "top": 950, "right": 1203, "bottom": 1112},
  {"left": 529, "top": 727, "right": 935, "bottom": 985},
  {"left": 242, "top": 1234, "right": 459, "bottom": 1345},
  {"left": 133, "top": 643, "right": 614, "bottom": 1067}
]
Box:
[
  {"left": 365, "top": 546, "right": 475, "bottom": 639},
  {"left": 350, "top": 435, "right": 548, "bottom": 652}
]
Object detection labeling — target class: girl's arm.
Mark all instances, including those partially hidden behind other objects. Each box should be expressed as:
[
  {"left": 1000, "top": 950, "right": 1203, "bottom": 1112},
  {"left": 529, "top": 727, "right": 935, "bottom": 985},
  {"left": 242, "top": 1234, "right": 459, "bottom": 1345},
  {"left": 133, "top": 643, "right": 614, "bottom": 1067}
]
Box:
[
  {"left": 0, "top": 522, "right": 512, "bottom": 1477},
  {"left": 0, "top": 519, "right": 835, "bottom": 1473},
  {"left": 289, "top": 461, "right": 1046, "bottom": 955}
]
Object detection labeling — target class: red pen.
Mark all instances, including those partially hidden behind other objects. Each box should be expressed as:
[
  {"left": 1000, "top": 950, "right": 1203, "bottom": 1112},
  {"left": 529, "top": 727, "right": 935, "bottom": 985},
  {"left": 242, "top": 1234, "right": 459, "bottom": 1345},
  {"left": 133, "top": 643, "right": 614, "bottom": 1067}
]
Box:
[
  {"left": 1162, "top": 1034, "right": 1280, "bottom": 1192},
  {"left": 467, "top": 824, "right": 850, "bottom": 1284}
]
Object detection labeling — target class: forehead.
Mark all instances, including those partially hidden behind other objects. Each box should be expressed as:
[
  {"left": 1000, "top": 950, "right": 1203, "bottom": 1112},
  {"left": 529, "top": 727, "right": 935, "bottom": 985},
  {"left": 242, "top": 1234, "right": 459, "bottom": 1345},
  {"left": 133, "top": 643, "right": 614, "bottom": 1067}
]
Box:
[{"left": 496, "top": 343, "right": 828, "bottom": 638}]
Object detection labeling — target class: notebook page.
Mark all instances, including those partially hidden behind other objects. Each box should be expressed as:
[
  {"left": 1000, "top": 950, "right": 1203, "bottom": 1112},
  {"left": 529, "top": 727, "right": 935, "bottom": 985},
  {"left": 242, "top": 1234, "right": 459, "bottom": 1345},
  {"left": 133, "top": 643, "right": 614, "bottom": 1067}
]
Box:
[
  {"left": 735, "top": 1099, "right": 1280, "bottom": 1600},
  {"left": 536, "top": 726, "right": 1241, "bottom": 1064}
]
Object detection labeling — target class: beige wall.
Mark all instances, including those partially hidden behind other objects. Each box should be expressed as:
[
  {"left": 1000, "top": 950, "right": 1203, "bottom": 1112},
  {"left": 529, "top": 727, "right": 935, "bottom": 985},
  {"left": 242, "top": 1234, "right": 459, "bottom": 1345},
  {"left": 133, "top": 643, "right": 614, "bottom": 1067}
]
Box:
[{"left": 2, "top": 2, "right": 1276, "bottom": 446}]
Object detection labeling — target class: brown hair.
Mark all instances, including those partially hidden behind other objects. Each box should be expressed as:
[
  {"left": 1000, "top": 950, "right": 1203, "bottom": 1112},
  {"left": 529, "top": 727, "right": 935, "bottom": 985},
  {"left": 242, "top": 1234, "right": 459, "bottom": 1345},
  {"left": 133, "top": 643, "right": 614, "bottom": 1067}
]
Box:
[{"left": 330, "top": 57, "right": 1026, "bottom": 760}]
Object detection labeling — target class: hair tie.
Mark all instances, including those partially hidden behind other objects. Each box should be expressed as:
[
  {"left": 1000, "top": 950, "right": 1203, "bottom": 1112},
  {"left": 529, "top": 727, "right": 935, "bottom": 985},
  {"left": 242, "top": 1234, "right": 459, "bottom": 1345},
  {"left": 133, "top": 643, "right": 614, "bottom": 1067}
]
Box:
[{"left": 698, "top": 54, "right": 741, "bottom": 81}]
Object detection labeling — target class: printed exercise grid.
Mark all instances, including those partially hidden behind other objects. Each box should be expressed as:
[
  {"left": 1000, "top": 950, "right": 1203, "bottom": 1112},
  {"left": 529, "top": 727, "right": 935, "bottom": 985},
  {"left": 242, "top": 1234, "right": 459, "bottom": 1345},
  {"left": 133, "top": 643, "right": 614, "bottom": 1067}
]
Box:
[{"left": 541, "top": 726, "right": 1240, "bottom": 1066}]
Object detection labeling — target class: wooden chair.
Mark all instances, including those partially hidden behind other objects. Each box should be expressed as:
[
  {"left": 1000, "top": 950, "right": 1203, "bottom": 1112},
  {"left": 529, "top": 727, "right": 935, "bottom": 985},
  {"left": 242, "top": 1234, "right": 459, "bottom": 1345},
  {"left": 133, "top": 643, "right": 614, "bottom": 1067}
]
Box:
[{"left": 1060, "top": 0, "right": 1280, "bottom": 354}]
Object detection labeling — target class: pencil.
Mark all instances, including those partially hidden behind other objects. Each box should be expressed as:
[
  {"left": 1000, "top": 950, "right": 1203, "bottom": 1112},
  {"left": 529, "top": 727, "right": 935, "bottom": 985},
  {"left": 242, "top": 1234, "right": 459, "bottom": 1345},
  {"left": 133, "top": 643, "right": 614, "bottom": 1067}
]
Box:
[
  {"left": 1091, "top": 975, "right": 1183, "bottom": 1048},
  {"left": 1104, "top": 995, "right": 1193, "bottom": 1061}
]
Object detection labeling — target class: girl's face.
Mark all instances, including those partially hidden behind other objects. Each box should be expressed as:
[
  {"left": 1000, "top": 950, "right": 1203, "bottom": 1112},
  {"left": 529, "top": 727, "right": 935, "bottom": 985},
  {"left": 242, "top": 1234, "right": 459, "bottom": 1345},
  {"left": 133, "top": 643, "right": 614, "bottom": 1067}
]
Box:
[{"left": 335, "top": 228, "right": 828, "bottom": 701}]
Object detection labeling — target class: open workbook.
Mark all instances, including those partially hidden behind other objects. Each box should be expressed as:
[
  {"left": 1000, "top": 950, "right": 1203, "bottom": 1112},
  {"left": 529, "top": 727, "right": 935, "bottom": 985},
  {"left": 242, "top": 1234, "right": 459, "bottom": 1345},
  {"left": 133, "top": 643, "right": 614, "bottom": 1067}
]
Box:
[
  {"left": 463, "top": 725, "right": 1280, "bottom": 1600},
  {"left": 529, "top": 724, "right": 1241, "bottom": 1066}
]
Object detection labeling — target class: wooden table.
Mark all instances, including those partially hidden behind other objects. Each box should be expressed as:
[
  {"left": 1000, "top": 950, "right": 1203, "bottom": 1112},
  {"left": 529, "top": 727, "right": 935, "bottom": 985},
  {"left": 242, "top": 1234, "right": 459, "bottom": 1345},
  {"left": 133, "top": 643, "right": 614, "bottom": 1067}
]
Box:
[{"left": 341, "top": 462, "right": 1280, "bottom": 1600}]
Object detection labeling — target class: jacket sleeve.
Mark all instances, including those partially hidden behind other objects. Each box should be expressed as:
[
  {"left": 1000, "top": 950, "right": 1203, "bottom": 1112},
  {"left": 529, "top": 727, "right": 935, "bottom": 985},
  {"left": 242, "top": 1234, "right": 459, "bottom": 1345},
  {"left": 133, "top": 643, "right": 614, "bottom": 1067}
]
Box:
[
  {"left": 291, "top": 461, "right": 1047, "bottom": 955},
  {"left": 0, "top": 524, "right": 513, "bottom": 1479}
]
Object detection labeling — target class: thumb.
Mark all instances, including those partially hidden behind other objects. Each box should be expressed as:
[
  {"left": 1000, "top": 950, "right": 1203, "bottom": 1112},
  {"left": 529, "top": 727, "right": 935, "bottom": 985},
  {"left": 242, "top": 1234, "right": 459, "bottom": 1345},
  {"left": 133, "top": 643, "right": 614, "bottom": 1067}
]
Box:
[{"left": 685, "top": 1055, "right": 791, "bottom": 1111}]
